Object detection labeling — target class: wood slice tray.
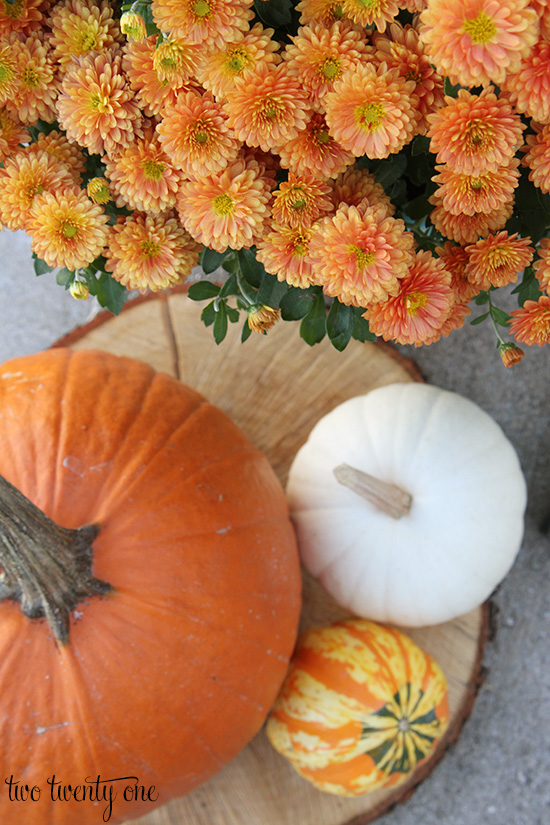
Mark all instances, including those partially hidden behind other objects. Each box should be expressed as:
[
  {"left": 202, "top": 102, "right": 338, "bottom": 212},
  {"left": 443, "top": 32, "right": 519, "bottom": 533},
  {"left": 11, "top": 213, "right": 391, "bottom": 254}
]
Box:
[{"left": 56, "top": 288, "right": 488, "bottom": 825}]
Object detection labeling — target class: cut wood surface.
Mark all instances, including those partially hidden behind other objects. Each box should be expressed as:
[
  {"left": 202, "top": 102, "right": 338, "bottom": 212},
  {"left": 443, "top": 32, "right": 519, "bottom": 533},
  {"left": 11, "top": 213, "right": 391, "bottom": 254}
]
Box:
[{"left": 57, "top": 289, "right": 488, "bottom": 825}]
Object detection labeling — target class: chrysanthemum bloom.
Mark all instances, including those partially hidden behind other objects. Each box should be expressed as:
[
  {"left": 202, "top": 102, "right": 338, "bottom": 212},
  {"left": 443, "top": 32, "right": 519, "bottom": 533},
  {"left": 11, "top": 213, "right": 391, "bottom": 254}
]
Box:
[
  {"left": 296, "top": 0, "right": 351, "bottom": 26},
  {"left": 151, "top": 0, "right": 254, "bottom": 50},
  {"left": 0, "top": 148, "right": 76, "bottom": 231},
  {"left": 431, "top": 157, "right": 520, "bottom": 217},
  {"left": 522, "top": 124, "right": 550, "bottom": 193},
  {"left": 27, "top": 128, "right": 87, "bottom": 184},
  {"left": 256, "top": 222, "right": 318, "bottom": 288},
  {"left": 324, "top": 62, "right": 418, "bottom": 159},
  {"left": 0, "top": 107, "right": 29, "bottom": 163},
  {"left": 152, "top": 37, "right": 200, "bottom": 85},
  {"left": 530, "top": 0, "right": 550, "bottom": 40},
  {"left": 429, "top": 195, "right": 513, "bottom": 244},
  {"left": 435, "top": 240, "right": 479, "bottom": 302},
  {"left": 223, "top": 62, "right": 312, "bottom": 154},
  {"left": 533, "top": 237, "right": 550, "bottom": 294},
  {"left": 341, "top": 0, "right": 401, "bottom": 32},
  {"left": 56, "top": 49, "right": 143, "bottom": 156},
  {"left": 86, "top": 176, "right": 111, "bottom": 204},
  {"left": 271, "top": 173, "right": 333, "bottom": 229},
  {"left": 0, "top": 0, "right": 44, "bottom": 35},
  {"left": 282, "top": 21, "right": 372, "bottom": 112},
  {"left": 499, "top": 341, "right": 525, "bottom": 367},
  {"left": 364, "top": 249, "right": 454, "bottom": 346},
  {"left": 194, "top": 22, "right": 279, "bottom": 102},
  {"left": 277, "top": 112, "right": 354, "bottom": 180},
  {"left": 27, "top": 185, "right": 110, "bottom": 270},
  {"left": 104, "top": 212, "right": 200, "bottom": 293},
  {"left": 104, "top": 125, "right": 187, "bottom": 214},
  {"left": 123, "top": 34, "right": 197, "bottom": 117},
  {"left": 501, "top": 38, "right": 550, "bottom": 125},
  {"left": 176, "top": 155, "right": 273, "bottom": 251},
  {"left": 308, "top": 201, "right": 415, "bottom": 306},
  {"left": 465, "top": 231, "right": 534, "bottom": 291},
  {"left": 157, "top": 90, "right": 241, "bottom": 179},
  {"left": 0, "top": 42, "right": 19, "bottom": 106},
  {"left": 435, "top": 295, "right": 471, "bottom": 338},
  {"left": 330, "top": 165, "right": 395, "bottom": 216},
  {"left": 5, "top": 31, "right": 58, "bottom": 125},
  {"left": 426, "top": 87, "right": 525, "bottom": 176},
  {"left": 371, "top": 22, "right": 445, "bottom": 135},
  {"left": 418, "top": 0, "right": 538, "bottom": 88},
  {"left": 247, "top": 304, "right": 280, "bottom": 333},
  {"left": 508, "top": 295, "right": 550, "bottom": 346},
  {"left": 49, "top": 0, "right": 122, "bottom": 72},
  {"left": 120, "top": 10, "right": 147, "bottom": 40}
]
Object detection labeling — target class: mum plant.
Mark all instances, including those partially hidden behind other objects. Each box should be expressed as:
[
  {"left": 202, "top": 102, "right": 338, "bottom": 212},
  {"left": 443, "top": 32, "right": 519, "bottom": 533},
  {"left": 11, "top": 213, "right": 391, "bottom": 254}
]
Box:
[{"left": 1, "top": 0, "right": 550, "bottom": 364}]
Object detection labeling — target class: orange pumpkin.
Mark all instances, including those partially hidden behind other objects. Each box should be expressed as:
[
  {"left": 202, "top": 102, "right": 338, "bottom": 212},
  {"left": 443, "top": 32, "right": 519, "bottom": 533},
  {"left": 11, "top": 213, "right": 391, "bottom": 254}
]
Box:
[
  {"left": 0, "top": 347, "right": 301, "bottom": 825},
  {"left": 266, "top": 619, "right": 449, "bottom": 796}
]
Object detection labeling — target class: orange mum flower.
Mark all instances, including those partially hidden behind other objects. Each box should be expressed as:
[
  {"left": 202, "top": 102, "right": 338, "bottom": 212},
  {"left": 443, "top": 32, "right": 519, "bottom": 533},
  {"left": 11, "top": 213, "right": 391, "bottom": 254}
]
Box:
[
  {"left": 176, "top": 155, "right": 273, "bottom": 251},
  {"left": 508, "top": 295, "right": 550, "bottom": 346},
  {"left": 523, "top": 124, "right": 550, "bottom": 194},
  {"left": 499, "top": 341, "right": 525, "bottom": 367},
  {"left": 296, "top": 0, "right": 351, "bottom": 26},
  {"left": 56, "top": 49, "right": 143, "bottom": 156},
  {"left": 27, "top": 185, "right": 110, "bottom": 270},
  {"left": 272, "top": 173, "right": 333, "bottom": 229},
  {"left": 157, "top": 90, "right": 241, "bottom": 179},
  {"left": 256, "top": 223, "right": 318, "bottom": 288},
  {"left": 27, "top": 128, "right": 86, "bottom": 184},
  {"left": 435, "top": 240, "right": 479, "bottom": 302},
  {"left": 0, "top": 0, "right": 44, "bottom": 35},
  {"left": 502, "top": 39, "right": 550, "bottom": 124},
  {"left": 0, "top": 41, "right": 19, "bottom": 106},
  {"left": 431, "top": 158, "right": 520, "bottom": 217},
  {"left": 365, "top": 249, "right": 454, "bottom": 346},
  {"left": 429, "top": 197, "right": 513, "bottom": 245},
  {"left": 120, "top": 10, "right": 147, "bottom": 40},
  {"left": 277, "top": 112, "right": 354, "bottom": 180},
  {"left": 419, "top": 0, "right": 538, "bottom": 88},
  {"left": 0, "top": 107, "right": 29, "bottom": 163},
  {"left": 308, "top": 201, "right": 415, "bottom": 306},
  {"left": 283, "top": 21, "right": 372, "bottom": 112},
  {"left": 152, "top": 37, "right": 200, "bottom": 85},
  {"left": 341, "top": 0, "right": 400, "bottom": 32},
  {"left": 533, "top": 237, "right": 550, "bottom": 294},
  {"left": 371, "top": 21, "right": 445, "bottom": 136},
  {"left": 330, "top": 165, "right": 395, "bottom": 216},
  {"left": 465, "top": 231, "right": 534, "bottom": 291},
  {"left": 427, "top": 87, "right": 525, "bottom": 176},
  {"left": 151, "top": 0, "right": 254, "bottom": 50},
  {"left": 324, "top": 62, "right": 418, "bottom": 159},
  {"left": 104, "top": 212, "right": 200, "bottom": 293},
  {"left": 5, "top": 31, "right": 57, "bottom": 125},
  {"left": 49, "top": 0, "right": 122, "bottom": 72},
  {"left": 194, "top": 22, "right": 279, "bottom": 102},
  {"left": 123, "top": 34, "right": 198, "bottom": 117},
  {"left": 103, "top": 125, "right": 187, "bottom": 214},
  {"left": 0, "top": 148, "right": 76, "bottom": 231},
  {"left": 223, "top": 62, "right": 311, "bottom": 154}
]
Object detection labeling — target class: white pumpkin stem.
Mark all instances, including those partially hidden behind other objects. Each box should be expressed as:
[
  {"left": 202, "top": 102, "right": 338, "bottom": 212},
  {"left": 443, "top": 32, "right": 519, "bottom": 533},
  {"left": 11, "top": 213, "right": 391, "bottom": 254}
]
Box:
[{"left": 333, "top": 463, "right": 412, "bottom": 519}]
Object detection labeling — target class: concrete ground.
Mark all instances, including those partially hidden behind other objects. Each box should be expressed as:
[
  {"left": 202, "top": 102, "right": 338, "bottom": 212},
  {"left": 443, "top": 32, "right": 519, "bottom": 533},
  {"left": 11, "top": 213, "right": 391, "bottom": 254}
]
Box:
[{"left": 1, "top": 229, "right": 549, "bottom": 825}]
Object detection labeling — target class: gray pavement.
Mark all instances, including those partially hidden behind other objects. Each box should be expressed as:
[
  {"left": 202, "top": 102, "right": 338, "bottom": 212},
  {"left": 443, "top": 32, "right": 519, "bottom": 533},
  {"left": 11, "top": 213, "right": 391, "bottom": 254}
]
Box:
[{"left": 1, "top": 229, "right": 549, "bottom": 825}]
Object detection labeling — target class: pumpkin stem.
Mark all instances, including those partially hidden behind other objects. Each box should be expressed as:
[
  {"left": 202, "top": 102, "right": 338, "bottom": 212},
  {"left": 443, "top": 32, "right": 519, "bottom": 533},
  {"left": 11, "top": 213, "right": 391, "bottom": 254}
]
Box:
[
  {"left": 333, "top": 463, "right": 412, "bottom": 519},
  {"left": 0, "top": 474, "right": 112, "bottom": 645}
]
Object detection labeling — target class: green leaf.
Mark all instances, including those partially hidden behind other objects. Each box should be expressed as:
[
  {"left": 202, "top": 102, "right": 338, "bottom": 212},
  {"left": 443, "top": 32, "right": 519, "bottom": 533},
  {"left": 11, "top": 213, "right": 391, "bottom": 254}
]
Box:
[
  {"left": 253, "top": 0, "right": 292, "bottom": 28},
  {"left": 213, "top": 301, "right": 228, "bottom": 344},
  {"left": 280, "top": 287, "right": 316, "bottom": 321},
  {"left": 187, "top": 281, "right": 221, "bottom": 301},
  {"left": 200, "top": 247, "right": 226, "bottom": 274},
  {"left": 444, "top": 77, "right": 461, "bottom": 97},
  {"left": 241, "top": 319, "right": 252, "bottom": 342},
  {"left": 300, "top": 290, "right": 326, "bottom": 346},
  {"left": 411, "top": 135, "right": 430, "bottom": 156},
  {"left": 326, "top": 300, "right": 354, "bottom": 351},
  {"left": 201, "top": 300, "right": 217, "bottom": 327},
  {"left": 256, "top": 271, "right": 290, "bottom": 308},
  {"left": 32, "top": 254, "right": 53, "bottom": 276},
  {"left": 237, "top": 247, "right": 265, "bottom": 288},
  {"left": 470, "top": 311, "right": 490, "bottom": 326},
  {"left": 56, "top": 268, "right": 75, "bottom": 288},
  {"left": 370, "top": 154, "right": 407, "bottom": 190},
  {"left": 352, "top": 308, "right": 378, "bottom": 343},
  {"left": 474, "top": 290, "right": 490, "bottom": 305},
  {"left": 219, "top": 273, "right": 239, "bottom": 298},
  {"left": 490, "top": 306, "right": 511, "bottom": 328},
  {"left": 87, "top": 272, "right": 126, "bottom": 315},
  {"left": 511, "top": 266, "right": 541, "bottom": 305},
  {"left": 226, "top": 305, "right": 240, "bottom": 323}
]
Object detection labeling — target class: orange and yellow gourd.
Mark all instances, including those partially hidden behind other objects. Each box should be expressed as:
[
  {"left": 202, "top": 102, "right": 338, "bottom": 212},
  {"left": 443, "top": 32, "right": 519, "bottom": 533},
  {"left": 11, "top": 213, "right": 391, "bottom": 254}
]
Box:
[{"left": 266, "top": 619, "right": 450, "bottom": 796}]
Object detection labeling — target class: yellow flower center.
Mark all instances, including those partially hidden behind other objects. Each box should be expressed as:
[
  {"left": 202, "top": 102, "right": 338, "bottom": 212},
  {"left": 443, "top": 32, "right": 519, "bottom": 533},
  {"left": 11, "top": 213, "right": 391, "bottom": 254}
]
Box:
[
  {"left": 90, "top": 93, "right": 113, "bottom": 114},
  {"left": 79, "top": 28, "right": 98, "bottom": 52},
  {"left": 22, "top": 66, "right": 39, "bottom": 88},
  {"left": 405, "top": 291, "right": 428, "bottom": 315},
  {"left": 315, "top": 128, "right": 331, "bottom": 145},
  {"left": 463, "top": 11, "right": 497, "bottom": 44},
  {"left": 143, "top": 159, "right": 167, "bottom": 180},
  {"left": 356, "top": 102, "right": 385, "bottom": 131},
  {"left": 194, "top": 129, "right": 209, "bottom": 144},
  {"left": 28, "top": 182, "right": 45, "bottom": 200},
  {"left": 469, "top": 177, "right": 485, "bottom": 191},
  {"left": 332, "top": 3, "right": 346, "bottom": 18},
  {"left": 213, "top": 193, "right": 235, "bottom": 216},
  {"left": 351, "top": 245, "right": 375, "bottom": 268},
  {"left": 3, "top": 0, "right": 24, "bottom": 20},
  {"left": 0, "top": 61, "right": 14, "bottom": 84},
  {"left": 486, "top": 246, "right": 516, "bottom": 270},
  {"left": 226, "top": 48, "right": 250, "bottom": 74},
  {"left": 141, "top": 239, "right": 161, "bottom": 257},
  {"left": 192, "top": 0, "right": 211, "bottom": 19},
  {"left": 60, "top": 221, "right": 79, "bottom": 240},
  {"left": 320, "top": 57, "right": 341, "bottom": 82},
  {"left": 466, "top": 119, "right": 490, "bottom": 148}
]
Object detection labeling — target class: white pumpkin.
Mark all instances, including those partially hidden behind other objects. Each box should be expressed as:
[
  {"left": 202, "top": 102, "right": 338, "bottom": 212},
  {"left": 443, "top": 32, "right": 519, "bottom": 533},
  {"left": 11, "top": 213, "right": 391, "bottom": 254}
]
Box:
[{"left": 287, "top": 383, "right": 527, "bottom": 627}]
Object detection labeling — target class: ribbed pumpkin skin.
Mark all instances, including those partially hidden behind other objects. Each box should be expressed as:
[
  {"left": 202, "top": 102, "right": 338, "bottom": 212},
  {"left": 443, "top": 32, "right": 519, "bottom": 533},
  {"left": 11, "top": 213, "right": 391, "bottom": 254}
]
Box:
[
  {"left": 0, "top": 348, "right": 301, "bottom": 825},
  {"left": 266, "top": 619, "right": 449, "bottom": 797}
]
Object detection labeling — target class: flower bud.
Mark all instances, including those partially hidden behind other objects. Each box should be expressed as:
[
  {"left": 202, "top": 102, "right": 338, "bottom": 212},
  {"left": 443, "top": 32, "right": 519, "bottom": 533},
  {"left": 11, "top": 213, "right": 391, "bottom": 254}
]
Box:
[
  {"left": 86, "top": 177, "right": 111, "bottom": 205},
  {"left": 120, "top": 11, "right": 147, "bottom": 40},
  {"left": 69, "top": 280, "right": 89, "bottom": 301},
  {"left": 499, "top": 342, "right": 524, "bottom": 368},
  {"left": 247, "top": 305, "right": 280, "bottom": 334}
]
